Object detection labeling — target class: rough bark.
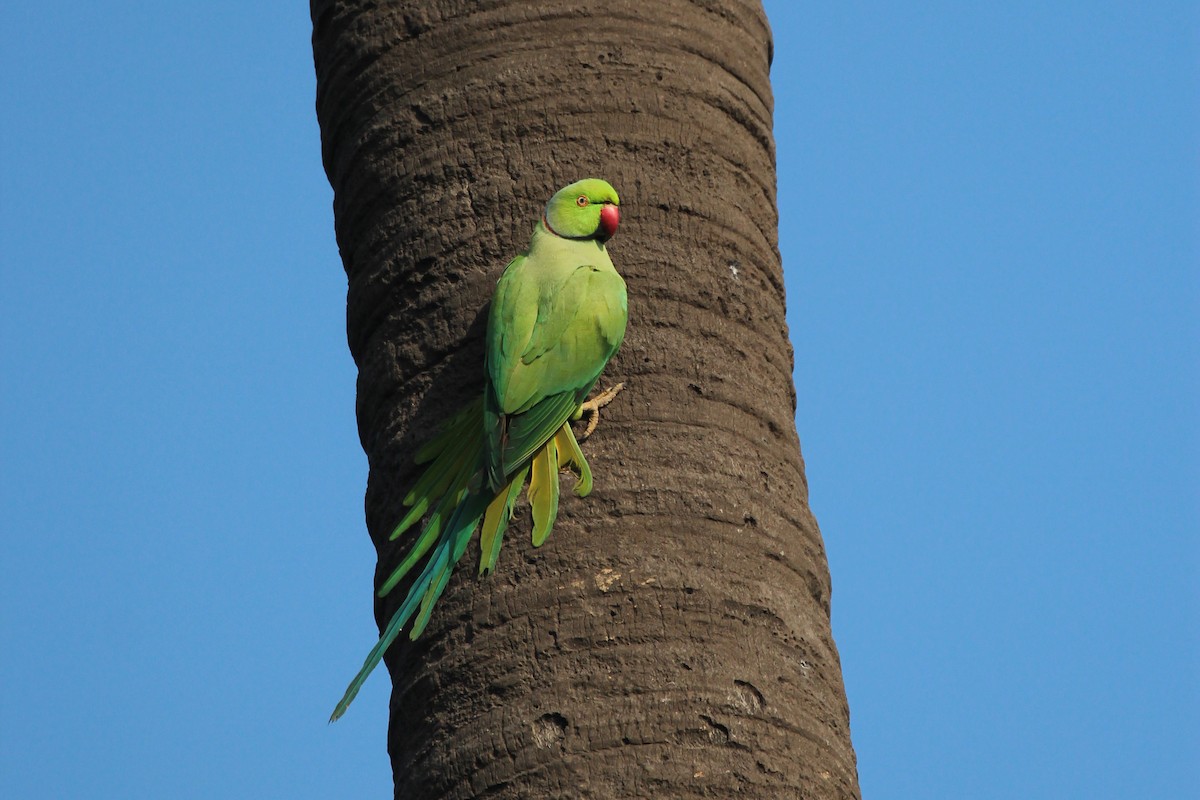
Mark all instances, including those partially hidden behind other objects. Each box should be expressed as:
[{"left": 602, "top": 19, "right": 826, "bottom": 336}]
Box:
[{"left": 312, "top": 1, "right": 859, "bottom": 797}]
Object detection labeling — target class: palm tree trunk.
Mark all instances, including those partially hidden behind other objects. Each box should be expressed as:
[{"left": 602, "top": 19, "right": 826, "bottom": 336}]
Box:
[{"left": 312, "top": 1, "right": 860, "bottom": 797}]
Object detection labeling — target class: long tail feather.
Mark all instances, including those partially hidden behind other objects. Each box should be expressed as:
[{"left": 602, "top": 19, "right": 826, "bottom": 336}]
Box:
[
  {"left": 392, "top": 429, "right": 476, "bottom": 540},
  {"left": 479, "top": 489, "right": 510, "bottom": 565},
  {"left": 554, "top": 424, "right": 593, "bottom": 497},
  {"left": 331, "top": 401, "right": 488, "bottom": 722},
  {"left": 409, "top": 493, "right": 488, "bottom": 638},
  {"left": 413, "top": 398, "right": 483, "bottom": 464},
  {"left": 333, "top": 398, "right": 592, "bottom": 721},
  {"left": 479, "top": 464, "right": 529, "bottom": 575},
  {"left": 329, "top": 554, "right": 435, "bottom": 722},
  {"left": 377, "top": 484, "right": 464, "bottom": 597},
  {"left": 331, "top": 492, "right": 487, "bottom": 722},
  {"left": 528, "top": 437, "right": 560, "bottom": 547}
]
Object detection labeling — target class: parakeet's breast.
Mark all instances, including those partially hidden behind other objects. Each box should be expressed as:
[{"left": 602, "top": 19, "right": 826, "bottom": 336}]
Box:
[{"left": 489, "top": 232, "right": 626, "bottom": 417}]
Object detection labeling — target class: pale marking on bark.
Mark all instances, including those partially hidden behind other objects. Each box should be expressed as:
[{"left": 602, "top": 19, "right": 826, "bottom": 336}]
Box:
[{"left": 593, "top": 568, "right": 620, "bottom": 592}]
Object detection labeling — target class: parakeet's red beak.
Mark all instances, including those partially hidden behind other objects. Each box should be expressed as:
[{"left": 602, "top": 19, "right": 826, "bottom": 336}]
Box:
[{"left": 598, "top": 203, "right": 620, "bottom": 240}]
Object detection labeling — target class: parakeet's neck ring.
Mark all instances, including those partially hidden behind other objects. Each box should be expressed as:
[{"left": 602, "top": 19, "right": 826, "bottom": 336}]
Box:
[
  {"left": 542, "top": 215, "right": 573, "bottom": 239},
  {"left": 542, "top": 215, "right": 604, "bottom": 242}
]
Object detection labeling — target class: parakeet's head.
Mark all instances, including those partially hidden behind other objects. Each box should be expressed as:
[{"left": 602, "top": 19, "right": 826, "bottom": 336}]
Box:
[{"left": 544, "top": 178, "right": 621, "bottom": 242}]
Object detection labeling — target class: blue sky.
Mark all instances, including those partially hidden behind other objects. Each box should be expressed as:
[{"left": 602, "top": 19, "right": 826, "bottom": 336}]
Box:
[{"left": 2, "top": 2, "right": 1195, "bottom": 798}]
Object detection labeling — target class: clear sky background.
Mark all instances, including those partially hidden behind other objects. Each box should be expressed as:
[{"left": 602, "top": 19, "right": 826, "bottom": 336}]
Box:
[{"left": 2, "top": 2, "right": 1195, "bottom": 798}]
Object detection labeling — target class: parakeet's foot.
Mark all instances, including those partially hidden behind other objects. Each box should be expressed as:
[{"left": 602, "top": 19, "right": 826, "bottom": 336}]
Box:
[{"left": 574, "top": 382, "right": 624, "bottom": 439}]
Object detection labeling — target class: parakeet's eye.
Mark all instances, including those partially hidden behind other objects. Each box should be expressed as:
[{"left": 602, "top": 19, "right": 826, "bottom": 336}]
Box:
[{"left": 576, "top": 196, "right": 589, "bottom": 207}]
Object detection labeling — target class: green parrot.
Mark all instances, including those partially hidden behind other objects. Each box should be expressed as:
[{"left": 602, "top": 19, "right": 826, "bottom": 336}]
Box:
[{"left": 331, "top": 178, "right": 627, "bottom": 721}]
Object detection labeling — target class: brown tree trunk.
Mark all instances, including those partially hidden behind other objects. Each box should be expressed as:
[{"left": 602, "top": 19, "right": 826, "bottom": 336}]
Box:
[{"left": 312, "top": 1, "right": 859, "bottom": 797}]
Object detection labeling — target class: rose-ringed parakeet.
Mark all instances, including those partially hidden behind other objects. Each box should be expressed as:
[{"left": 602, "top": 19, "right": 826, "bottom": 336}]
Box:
[{"left": 331, "top": 178, "right": 626, "bottom": 721}]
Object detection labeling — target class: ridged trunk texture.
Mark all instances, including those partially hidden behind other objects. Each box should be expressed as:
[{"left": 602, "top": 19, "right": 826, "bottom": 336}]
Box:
[{"left": 312, "top": 1, "right": 859, "bottom": 797}]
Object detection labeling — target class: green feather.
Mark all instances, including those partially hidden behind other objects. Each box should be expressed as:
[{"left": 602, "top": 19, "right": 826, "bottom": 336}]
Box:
[
  {"left": 479, "top": 464, "right": 529, "bottom": 576},
  {"left": 414, "top": 398, "right": 483, "bottom": 464},
  {"left": 329, "top": 550, "right": 435, "bottom": 722},
  {"left": 554, "top": 423, "right": 592, "bottom": 497},
  {"left": 528, "top": 436, "right": 560, "bottom": 547},
  {"left": 389, "top": 399, "right": 484, "bottom": 541},
  {"left": 377, "top": 484, "right": 463, "bottom": 597},
  {"left": 330, "top": 491, "right": 487, "bottom": 722},
  {"left": 502, "top": 390, "right": 582, "bottom": 477},
  {"left": 409, "top": 493, "right": 487, "bottom": 639}
]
